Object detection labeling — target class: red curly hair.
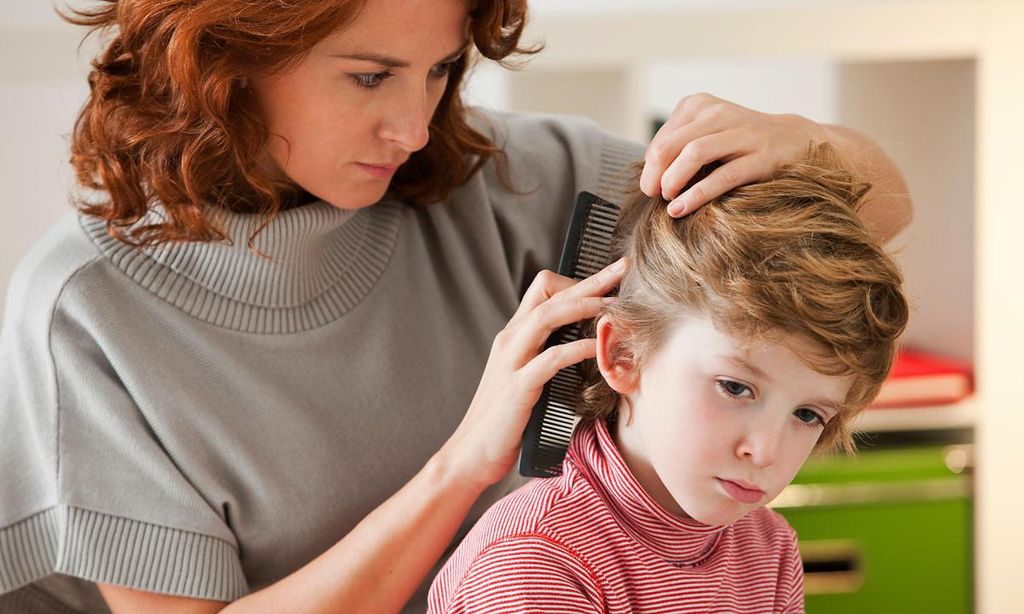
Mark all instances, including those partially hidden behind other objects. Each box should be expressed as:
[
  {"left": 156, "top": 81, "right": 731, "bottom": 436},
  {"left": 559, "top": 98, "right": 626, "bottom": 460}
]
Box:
[{"left": 62, "top": 0, "right": 538, "bottom": 247}]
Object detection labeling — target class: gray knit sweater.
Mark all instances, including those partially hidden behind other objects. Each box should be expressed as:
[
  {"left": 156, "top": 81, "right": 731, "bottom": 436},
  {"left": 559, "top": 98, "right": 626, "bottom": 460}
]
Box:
[{"left": 0, "top": 110, "right": 643, "bottom": 612}]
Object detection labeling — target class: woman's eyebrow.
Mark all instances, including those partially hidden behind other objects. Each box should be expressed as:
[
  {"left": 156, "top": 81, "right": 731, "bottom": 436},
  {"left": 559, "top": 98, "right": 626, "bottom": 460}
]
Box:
[{"left": 330, "top": 42, "right": 469, "bottom": 68}]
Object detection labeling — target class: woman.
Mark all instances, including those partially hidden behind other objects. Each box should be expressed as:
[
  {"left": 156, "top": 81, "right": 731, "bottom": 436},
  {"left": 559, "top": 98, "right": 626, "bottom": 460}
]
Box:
[{"left": 0, "top": 0, "right": 912, "bottom": 612}]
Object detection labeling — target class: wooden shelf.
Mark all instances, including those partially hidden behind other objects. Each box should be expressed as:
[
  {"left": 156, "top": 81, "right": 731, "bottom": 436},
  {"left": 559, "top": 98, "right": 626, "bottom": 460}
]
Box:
[{"left": 853, "top": 398, "right": 976, "bottom": 433}]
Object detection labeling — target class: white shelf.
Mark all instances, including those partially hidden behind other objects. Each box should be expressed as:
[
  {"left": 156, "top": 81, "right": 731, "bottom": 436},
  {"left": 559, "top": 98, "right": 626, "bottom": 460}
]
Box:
[
  {"left": 853, "top": 398, "right": 976, "bottom": 433},
  {"left": 506, "top": 3, "right": 1024, "bottom": 610},
  {"left": 521, "top": 1, "right": 982, "bottom": 69}
]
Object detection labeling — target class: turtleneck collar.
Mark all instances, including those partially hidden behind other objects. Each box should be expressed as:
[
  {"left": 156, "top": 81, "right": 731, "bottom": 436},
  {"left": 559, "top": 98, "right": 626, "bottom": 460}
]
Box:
[
  {"left": 566, "top": 419, "right": 726, "bottom": 566},
  {"left": 80, "top": 199, "right": 403, "bottom": 334}
]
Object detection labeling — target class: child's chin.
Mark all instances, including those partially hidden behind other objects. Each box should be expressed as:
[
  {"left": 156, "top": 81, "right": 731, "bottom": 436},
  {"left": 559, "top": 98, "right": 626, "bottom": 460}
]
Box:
[{"left": 685, "top": 505, "right": 749, "bottom": 527}]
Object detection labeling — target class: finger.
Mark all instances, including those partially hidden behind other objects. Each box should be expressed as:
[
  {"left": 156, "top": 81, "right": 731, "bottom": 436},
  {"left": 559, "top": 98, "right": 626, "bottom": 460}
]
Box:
[
  {"left": 518, "top": 338, "right": 598, "bottom": 392},
  {"left": 640, "top": 92, "right": 722, "bottom": 196},
  {"left": 667, "top": 157, "right": 763, "bottom": 217},
  {"left": 551, "top": 257, "right": 627, "bottom": 303},
  {"left": 511, "top": 296, "right": 613, "bottom": 359},
  {"left": 640, "top": 135, "right": 682, "bottom": 198},
  {"left": 658, "top": 92, "right": 719, "bottom": 135},
  {"left": 659, "top": 130, "right": 743, "bottom": 202},
  {"left": 507, "top": 258, "right": 625, "bottom": 352},
  {"left": 509, "top": 270, "right": 577, "bottom": 328}
]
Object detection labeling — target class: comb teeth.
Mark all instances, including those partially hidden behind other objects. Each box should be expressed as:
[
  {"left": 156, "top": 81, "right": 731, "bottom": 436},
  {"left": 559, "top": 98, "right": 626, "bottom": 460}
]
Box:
[
  {"left": 519, "top": 192, "right": 622, "bottom": 478},
  {"left": 572, "top": 202, "right": 619, "bottom": 279}
]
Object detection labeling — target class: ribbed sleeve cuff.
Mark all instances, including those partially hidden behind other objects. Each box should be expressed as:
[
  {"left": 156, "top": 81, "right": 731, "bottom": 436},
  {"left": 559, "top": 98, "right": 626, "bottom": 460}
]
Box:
[{"left": 1, "top": 506, "right": 248, "bottom": 602}]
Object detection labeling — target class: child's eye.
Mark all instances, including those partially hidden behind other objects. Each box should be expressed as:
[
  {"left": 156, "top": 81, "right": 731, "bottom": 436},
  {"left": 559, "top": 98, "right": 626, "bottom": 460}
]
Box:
[
  {"left": 716, "top": 379, "right": 753, "bottom": 399},
  {"left": 350, "top": 71, "right": 393, "bottom": 89},
  {"left": 794, "top": 407, "right": 825, "bottom": 427}
]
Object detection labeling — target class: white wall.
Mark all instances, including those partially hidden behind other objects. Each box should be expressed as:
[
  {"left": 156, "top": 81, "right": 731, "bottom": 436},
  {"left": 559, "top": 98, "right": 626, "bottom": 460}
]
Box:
[
  {"left": 837, "top": 60, "right": 975, "bottom": 362},
  {"left": 0, "top": 1, "right": 70, "bottom": 27},
  {"left": 644, "top": 60, "right": 838, "bottom": 125},
  {"left": 0, "top": 5, "right": 95, "bottom": 322},
  {"left": 0, "top": 76, "right": 88, "bottom": 317}
]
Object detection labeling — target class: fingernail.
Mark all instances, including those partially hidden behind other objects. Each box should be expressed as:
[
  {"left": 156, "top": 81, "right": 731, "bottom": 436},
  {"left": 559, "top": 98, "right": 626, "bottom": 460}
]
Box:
[
  {"left": 668, "top": 198, "right": 688, "bottom": 217},
  {"left": 610, "top": 258, "right": 626, "bottom": 273},
  {"left": 601, "top": 297, "right": 617, "bottom": 304}
]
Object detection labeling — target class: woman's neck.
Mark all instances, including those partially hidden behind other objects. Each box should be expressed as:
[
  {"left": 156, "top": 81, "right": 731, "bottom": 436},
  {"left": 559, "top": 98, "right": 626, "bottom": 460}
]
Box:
[{"left": 280, "top": 188, "right": 321, "bottom": 210}]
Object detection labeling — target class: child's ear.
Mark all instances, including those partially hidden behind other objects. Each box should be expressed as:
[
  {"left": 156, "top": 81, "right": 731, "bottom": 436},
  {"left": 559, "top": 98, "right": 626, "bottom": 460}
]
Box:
[{"left": 595, "top": 314, "right": 640, "bottom": 394}]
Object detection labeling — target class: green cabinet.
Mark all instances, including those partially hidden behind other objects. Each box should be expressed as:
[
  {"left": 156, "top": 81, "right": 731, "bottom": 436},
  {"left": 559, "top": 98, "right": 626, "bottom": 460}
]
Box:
[{"left": 774, "top": 445, "right": 972, "bottom": 613}]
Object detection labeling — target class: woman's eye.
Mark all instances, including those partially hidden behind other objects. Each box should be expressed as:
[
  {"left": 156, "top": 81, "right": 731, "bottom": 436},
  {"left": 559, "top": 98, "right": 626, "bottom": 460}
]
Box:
[
  {"left": 717, "top": 380, "right": 752, "bottom": 398},
  {"left": 430, "top": 60, "right": 458, "bottom": 78},
  {"left": 350, "top": 71, "right": 393, "bottom": 89},
  {"left": 794, "top": 407, "right": 824, "bottom": 426}
]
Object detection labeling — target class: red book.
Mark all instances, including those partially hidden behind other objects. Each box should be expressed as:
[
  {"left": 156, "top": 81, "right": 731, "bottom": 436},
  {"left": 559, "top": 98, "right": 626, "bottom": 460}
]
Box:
[{"left": 871, "top": 348, "right": 974, "bottom": 408}]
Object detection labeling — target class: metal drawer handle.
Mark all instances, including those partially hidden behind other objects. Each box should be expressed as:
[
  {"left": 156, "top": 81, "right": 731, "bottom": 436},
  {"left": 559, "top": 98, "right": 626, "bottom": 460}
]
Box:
[{"left": 800, "top": 539, "right": 865, "bottom": 595}]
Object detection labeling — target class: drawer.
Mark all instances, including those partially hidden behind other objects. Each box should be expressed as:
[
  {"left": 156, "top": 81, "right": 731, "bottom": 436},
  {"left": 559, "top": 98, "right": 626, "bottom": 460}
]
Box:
[{"left": 773, "top": 445, "right": 972, "bottom": 613}]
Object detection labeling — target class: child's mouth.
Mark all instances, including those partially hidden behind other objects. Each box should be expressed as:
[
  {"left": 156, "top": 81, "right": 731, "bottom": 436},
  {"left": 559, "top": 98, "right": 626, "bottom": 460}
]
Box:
[{"left": 716, "top": 478, "right": 765, "bottom": 504}]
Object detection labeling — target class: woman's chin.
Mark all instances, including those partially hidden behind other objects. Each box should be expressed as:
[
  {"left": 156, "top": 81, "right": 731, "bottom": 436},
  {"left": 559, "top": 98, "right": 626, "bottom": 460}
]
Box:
[{"left": 321, "top": 188, "right": 391, "bottom": 211}]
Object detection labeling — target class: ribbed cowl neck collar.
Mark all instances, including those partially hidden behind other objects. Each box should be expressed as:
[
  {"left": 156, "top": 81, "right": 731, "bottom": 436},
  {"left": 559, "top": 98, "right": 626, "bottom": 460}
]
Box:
[
  {"left": 567, "top": 419, "right": 726, "bottom": 566},
  {"left": 81, "top": 199, "right": 402, "bottom": 334}
]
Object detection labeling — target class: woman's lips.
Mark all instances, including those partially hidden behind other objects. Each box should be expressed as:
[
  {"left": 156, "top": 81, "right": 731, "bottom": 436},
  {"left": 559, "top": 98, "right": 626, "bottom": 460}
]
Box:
[
  {"left": 356, "top": 162, "right": 399, "bottom": 178},
  {"left": 717, "top": 478, "right": 766, "bottom": 504}
]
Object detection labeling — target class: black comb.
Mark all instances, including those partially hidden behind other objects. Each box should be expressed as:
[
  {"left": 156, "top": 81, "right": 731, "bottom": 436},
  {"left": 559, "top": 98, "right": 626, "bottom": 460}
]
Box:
[{"left": 518, "top": 191, "right": 621, "bottom": 477}]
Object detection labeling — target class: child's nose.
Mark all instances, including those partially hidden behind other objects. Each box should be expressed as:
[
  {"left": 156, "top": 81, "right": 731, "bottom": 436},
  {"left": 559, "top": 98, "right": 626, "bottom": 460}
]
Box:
[{"left": 735, "top": 419, "right": 785, "bottom": 468}]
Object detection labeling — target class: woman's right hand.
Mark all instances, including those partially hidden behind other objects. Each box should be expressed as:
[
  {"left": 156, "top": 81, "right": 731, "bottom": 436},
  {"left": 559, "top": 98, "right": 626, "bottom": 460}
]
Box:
[{"left": 439, "top": 258, "right": 627, "bottom": 489}]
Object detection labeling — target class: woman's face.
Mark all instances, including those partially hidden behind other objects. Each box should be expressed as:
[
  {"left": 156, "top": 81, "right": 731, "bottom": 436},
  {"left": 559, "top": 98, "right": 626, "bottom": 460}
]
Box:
[{"left": 249, "top": 0, "right": 470, "bottom": 209}]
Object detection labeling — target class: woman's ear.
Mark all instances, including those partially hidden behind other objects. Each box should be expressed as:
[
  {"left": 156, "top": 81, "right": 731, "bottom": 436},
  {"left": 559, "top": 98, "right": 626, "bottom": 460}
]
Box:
[{"left": 595, "top": 314, "right": 640, "bottom": 394}]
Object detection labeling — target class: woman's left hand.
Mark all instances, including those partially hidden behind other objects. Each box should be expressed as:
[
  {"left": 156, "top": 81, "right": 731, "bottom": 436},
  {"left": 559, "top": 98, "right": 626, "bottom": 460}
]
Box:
[{"left": 640, "top": 92, "right": 830, "bottom": 217}]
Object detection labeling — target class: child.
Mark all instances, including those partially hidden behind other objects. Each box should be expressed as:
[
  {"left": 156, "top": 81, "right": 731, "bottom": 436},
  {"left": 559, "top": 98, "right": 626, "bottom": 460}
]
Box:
[{"left": 427, "top": 143, "right": 908, "bottom": 613}]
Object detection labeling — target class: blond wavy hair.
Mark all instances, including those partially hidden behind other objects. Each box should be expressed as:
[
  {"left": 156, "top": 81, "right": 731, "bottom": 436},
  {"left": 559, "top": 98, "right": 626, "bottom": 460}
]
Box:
[{"left": 579, "top": 143, "right": 908, "bottom": 453}]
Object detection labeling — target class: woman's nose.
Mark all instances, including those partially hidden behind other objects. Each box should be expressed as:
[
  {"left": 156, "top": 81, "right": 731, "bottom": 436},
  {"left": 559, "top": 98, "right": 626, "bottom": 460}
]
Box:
[{"left": 377, "top": 87, "right": 432, "bottom": 153}]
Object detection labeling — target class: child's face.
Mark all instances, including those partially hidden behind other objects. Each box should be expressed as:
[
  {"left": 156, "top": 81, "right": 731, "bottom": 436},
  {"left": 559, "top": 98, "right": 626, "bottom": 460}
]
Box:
[{"left": 605, "top": 314, "right": 851, "bottom": 527}]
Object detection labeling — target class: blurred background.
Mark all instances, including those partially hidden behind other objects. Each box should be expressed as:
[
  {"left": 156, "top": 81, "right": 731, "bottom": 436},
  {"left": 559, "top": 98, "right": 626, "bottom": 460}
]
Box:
[{"left": 2, "top": 1, "right": 1022, "bottom": 612}]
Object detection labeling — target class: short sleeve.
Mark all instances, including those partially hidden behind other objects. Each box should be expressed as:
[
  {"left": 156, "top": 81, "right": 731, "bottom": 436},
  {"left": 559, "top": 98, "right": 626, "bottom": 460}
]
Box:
[
  {"left": 0, "top": 253, "right": 248, "bottom": 603},
  {"left": 428, "top": 534, "right": 604, "bottom": 614}
]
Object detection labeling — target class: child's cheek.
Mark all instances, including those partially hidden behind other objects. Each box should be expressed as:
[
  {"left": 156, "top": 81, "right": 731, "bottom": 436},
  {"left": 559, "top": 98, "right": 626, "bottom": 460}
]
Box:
[
  {"left": 778, "top": 440, "right": 818, "bottom": 486},
  {"left": 693, "top": 384, "right": 737, "bottom": 439}
]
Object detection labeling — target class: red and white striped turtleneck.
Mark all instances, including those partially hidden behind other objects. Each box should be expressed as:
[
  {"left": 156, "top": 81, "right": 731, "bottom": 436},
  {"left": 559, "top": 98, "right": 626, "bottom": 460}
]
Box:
[{"left": 428, "top": 418, "right": 804, "bottom": 613}]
